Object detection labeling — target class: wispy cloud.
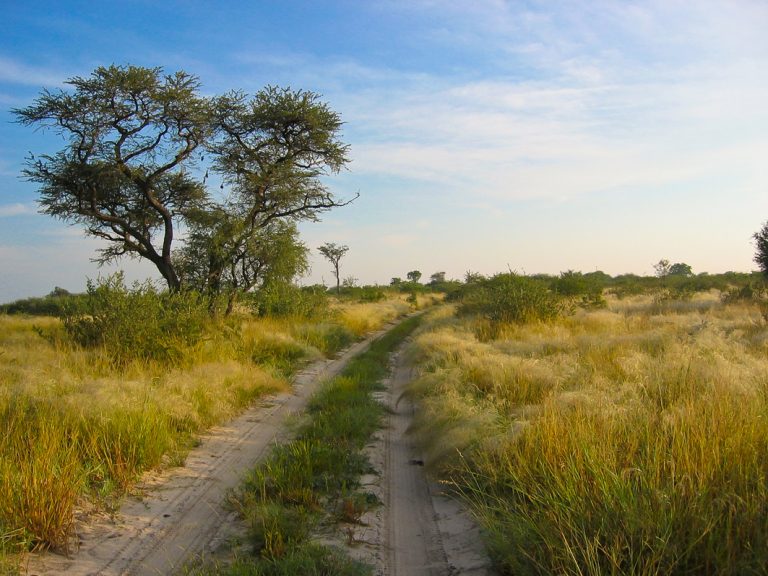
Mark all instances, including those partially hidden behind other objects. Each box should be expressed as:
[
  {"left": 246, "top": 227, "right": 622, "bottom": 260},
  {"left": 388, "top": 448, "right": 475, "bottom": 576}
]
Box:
[
  {"left": 0, "top": 203, "right": 36, "bottom": 217},
  {"left": 306, "top": 1, "right": 768, "bottom": 207},
  {"left": 0, "top": 55, "right": 68, "bottom": 88}
]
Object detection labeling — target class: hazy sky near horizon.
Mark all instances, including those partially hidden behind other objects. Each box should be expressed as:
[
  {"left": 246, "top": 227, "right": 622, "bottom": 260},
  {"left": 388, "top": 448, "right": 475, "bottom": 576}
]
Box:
[{"left": 1, "top": 0, "right": 766, "bottom": 301}]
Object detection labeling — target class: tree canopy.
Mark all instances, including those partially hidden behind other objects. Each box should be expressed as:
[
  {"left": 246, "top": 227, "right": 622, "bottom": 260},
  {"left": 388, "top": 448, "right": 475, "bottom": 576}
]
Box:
[
  {"left": 407, "top": 270, "right": 422, "bottom": 283},
  {"left": 318, "top": 242, "right": 349, "bottom": 293},
  {"left": 754, "top": 222, "right": 768, "bottom": 277},
  {"left": 15, "top": 65, "right": 353, "bottom": 300},
  {"left": 669, "top": 262, "right": 693, "bottom": 277}
]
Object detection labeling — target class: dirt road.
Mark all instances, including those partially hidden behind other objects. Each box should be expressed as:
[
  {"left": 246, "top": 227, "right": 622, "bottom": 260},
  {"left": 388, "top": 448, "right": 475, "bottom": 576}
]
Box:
[
  {"left": 25, "top": 319, "right": 495, "bottom": 575},
  {"left": 24, "top": 326, "right": 396, "bottom": 576},
  {"left": 344, "top": 345, "right": 495, "bottom": 576}
]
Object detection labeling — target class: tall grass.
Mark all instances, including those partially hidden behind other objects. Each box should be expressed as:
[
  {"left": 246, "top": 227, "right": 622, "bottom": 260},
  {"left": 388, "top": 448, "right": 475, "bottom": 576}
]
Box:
[
  {"left": 408, "top": 295, "right": 768, "bottom": 575},
  {"left": 333, "top": 297, "right": 411, "bottom": 336},
  {"left": 0, "top": 293, "right": 413, "bottom": 560}
]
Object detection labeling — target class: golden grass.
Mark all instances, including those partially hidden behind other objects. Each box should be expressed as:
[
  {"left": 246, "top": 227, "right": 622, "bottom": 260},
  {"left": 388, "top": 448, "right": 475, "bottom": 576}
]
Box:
[
  {"left": 333, "top": 298, "right": 412, "bottom": 336},
  {"left": 408, "top": 295, "right": 768, "bottom": 574},
  {"left": 0, "top": 315, "right": 292, "bottom": 552},
  {"left": 0, "top": 295, "right": 414, "bottom": 556}
]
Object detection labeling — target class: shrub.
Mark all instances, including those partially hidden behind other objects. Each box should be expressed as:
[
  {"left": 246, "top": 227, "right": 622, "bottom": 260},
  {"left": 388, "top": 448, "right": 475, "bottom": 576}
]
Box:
[
  {"left": 721, "top": 282, "right": 766, "bottom": 304},
  {"left": 0, "top": 293, "right": 86, "bottom": 317},
  {"left": 551, "top": 270, "right": 589, "bottom": 296},
  {"left": 356, "top": 286, "right": 386, "bottom": 302},
  {"left": 60, "top": 273, "right": 208, "bottom": 365},
  {"left": 251, "top": 282, "right": 328, "bottom": 319},
  {"left": 458, "top": 273, "right": 565, "bottom": 328}
]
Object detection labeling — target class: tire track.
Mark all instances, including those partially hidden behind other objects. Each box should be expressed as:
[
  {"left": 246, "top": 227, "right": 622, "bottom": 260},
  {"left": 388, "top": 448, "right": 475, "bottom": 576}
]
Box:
[{"left": 377, "top": 348, "right": 495, "bottom": 576}]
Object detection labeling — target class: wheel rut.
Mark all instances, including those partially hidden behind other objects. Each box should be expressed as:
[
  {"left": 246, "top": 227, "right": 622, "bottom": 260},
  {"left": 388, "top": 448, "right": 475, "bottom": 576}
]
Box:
[{"left": 347, "top": 343, "right": 495, "bottom": 576}]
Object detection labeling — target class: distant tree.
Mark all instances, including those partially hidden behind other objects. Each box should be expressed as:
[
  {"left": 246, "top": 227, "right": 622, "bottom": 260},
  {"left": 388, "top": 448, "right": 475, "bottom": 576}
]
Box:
[
  {"left": 754, "top": 222, "right": 768, "bottom": 277},
  {"left": 429, "top": 271, "right": 446, "bottom": 285},
  {"left": 342, "top": 276, "right": 358, "bottom": 288},
  {"left": 390, "top": 277, "right": 402, "bottom": 286},
  {"left": 318, "top": 242, "right": 349, "bottom": 293},
  {"left": 48, "top": 286, "right": 71, "bottom": 297},
  {"left": 464, "top": 271, "right": 485, "bottom": 284},
  {"left": 669, "top": 262, "right": 693, "bottom": 277},
  {"left": 406, "top": 270, "right": 422, "bottom": 283},
  {"left": 653, "top": 259, "right": 671, "bottom": 279}
]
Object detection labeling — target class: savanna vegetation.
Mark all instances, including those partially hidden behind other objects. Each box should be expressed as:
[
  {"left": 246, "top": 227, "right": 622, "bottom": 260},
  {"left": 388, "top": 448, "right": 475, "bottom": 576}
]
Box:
[
  {"left": 405, "top": 270, "right": 768, "bottom": 575},
  {"left": 2, "top": 61, "right": 445, "bottom": 573},
  {"left": 13, "top": 64, "right": 353, "bottom": 312},
  {"left": 0, "top": 274, "right": 418, "bottom": 570},
  {"left": 6, "top": 60, "right": 768, "bottom": 576}
]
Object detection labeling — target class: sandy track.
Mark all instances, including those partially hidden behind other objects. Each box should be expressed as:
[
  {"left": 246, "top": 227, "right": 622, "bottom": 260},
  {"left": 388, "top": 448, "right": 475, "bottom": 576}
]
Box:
[
  {"left": 381, "top": 352, "right": 494, "bottom": 576},
  {"left": 24, "top": 324, "right": 398, "bottom": 576},
  {"left": 347, "top": 345, "right": 495, "bottom": 576}
]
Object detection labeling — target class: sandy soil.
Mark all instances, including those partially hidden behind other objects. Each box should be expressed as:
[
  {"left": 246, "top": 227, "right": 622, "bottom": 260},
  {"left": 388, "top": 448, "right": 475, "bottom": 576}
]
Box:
[
  {"left": 23, "top": 325, "right": 396, "bottom": 576},
  {"left": 337, "top": 344, "right": 496, "bottom": 576}
]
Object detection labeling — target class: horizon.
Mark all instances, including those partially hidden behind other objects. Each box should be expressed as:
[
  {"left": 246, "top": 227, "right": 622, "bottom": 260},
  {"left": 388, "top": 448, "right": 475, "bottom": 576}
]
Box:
[{"left": 2, "top": 1, "right": 766, "bottom": 302}]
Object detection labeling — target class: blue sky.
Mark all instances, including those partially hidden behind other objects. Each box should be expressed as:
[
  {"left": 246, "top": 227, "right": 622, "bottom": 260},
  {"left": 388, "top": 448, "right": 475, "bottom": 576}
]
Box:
[{"left": 1, "top": 1, "right": 766, "bottom": 301}]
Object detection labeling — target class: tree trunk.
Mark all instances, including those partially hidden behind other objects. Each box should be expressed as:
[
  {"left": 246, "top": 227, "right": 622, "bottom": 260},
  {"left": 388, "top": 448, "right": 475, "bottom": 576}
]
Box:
[
  {"left": 335, "top": 263, "right": 341, "bottom": 294},
  {"left": 154, "top": 256, "right": 181, "bottom": 292},
  {"left": 225, "top": 291, "right": 237, "bottom": 316}
]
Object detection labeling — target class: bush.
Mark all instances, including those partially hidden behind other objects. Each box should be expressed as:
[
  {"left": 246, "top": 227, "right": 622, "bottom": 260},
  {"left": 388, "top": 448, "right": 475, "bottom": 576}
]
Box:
[
  {"left": 721, "top": 282, "right": 766, "bottom": 304},
  {"left": 251, "top": 282, "right": 328, "bottom": 319},
  {"left": 0, "top": 292, "right": 87, "bottom": 317},
  {"left": 551, "top": 271, "right": 607, "bottom": 310},
  {"left": 458, "top": 273, "right": 565, "bottom": 328},
  {"left": 357, "top": 286, "right": 386, "bottom": 302},
  {"left": 60, "top": 273, "right": 208, "bottom": 365}
]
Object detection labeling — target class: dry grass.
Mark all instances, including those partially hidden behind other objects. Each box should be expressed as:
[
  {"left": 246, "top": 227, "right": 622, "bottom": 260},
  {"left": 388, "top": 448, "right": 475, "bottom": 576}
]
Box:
[
  {"left": 333, "top": 297, "right": 412, "bottom": 336},
  {"left": 407, "top": 295, "right": 768, "bottom": 575},
  {"left": 0, "top": 295, "right": 413, "bottom": 558},
  {"left": 0, "top": 315, "right": 290, "bottom": 554}
]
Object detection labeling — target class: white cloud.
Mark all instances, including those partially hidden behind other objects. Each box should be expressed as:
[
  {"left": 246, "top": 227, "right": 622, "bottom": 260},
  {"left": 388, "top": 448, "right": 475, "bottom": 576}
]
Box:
[
  {"left": 323, "top": 3, "right": 768, "bottom": 205},
  {"left": 0, "top": 55, "right": 68, "bottom": 88},
  {"left": 0, "top": 203, "right": 35, "bottom": 217}
]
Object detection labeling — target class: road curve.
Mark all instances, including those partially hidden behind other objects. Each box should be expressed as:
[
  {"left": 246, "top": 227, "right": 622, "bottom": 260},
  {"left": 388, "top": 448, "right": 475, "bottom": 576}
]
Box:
[{"left": 25, "top": 321, "right": 404, "bottom": 576}]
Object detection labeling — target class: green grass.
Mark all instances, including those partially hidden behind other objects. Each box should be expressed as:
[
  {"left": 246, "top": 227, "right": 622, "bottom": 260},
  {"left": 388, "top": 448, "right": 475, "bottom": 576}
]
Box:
[{"left": 204, "top": 314, "right": 422, "bottom": 575}]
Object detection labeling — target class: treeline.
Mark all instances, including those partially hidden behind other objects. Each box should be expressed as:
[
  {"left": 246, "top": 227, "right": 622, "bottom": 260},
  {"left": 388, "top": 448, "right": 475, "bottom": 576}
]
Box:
[{"left": 3, "top": 269, "right": 762, "bottom": 318}]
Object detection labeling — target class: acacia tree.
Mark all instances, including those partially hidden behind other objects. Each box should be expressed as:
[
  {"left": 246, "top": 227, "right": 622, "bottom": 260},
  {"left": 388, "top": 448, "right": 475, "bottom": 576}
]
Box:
[
  {"left": 15, "top": 66, "right": 210, "bottom": 291},
  {"left": 193, "top": 87, "right": 352, "bottom": 303},
  {"left": 653, "top": 259, "right": 671, "bottom": 281},
  {"left": 16, "top": 66, "right": 353, "bottom": 299},
  {"left": 754, "top": 222, "right": 768, "bottom": 277},
  {"left": 429, "top": 271, "right": 446, "bottom": 284},
  {"left": 318, "top": 242, "right": 349, "bottom": 293},
  {"left": 407, "top": 270, "right": 422, "bottom": 283},
  {"left": 669, "top": 262, "right": 693, "bottom": 276}
]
